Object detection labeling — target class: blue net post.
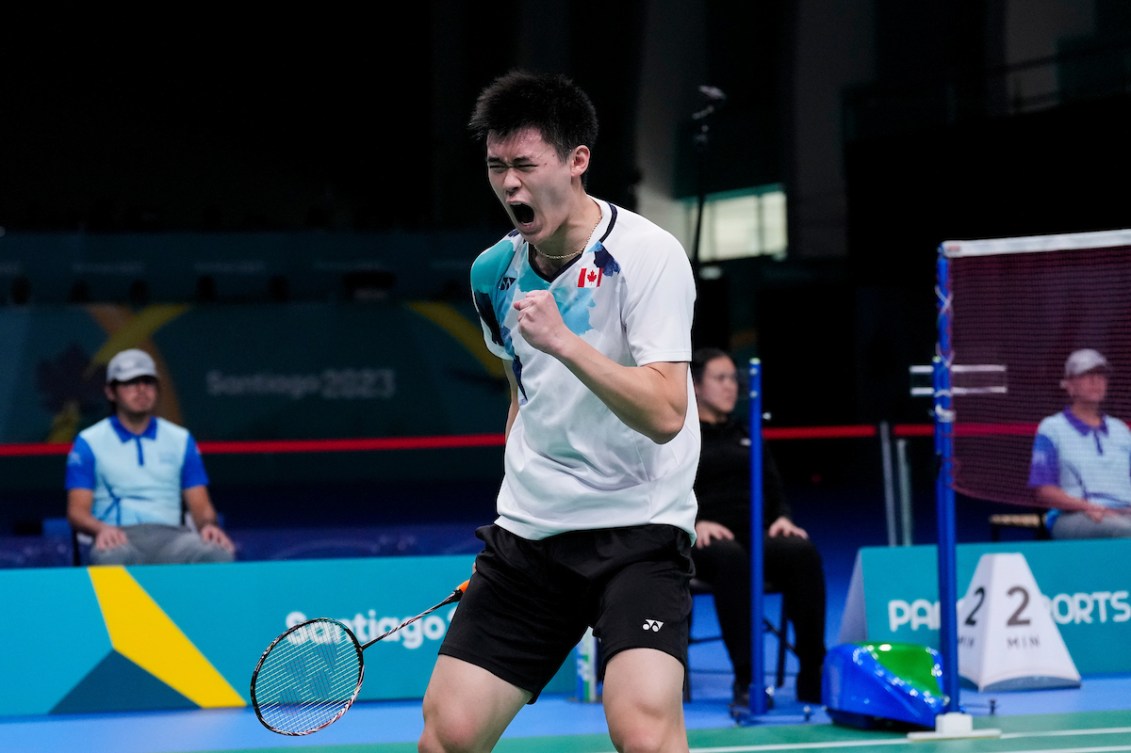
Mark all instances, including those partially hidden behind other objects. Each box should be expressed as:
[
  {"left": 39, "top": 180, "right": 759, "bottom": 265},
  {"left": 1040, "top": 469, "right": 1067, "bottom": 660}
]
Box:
[
  {"left": 934, "top": 250, "right": 960, "bottom": 713},
  {"left": 746, "top": 357, "right": 767, "bottom": 715}
]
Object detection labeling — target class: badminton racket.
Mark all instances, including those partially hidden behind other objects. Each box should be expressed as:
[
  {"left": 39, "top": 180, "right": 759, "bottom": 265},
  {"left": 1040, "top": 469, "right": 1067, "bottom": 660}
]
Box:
[{"left": 250, "top": 579, "right": 468, "bottom": 736}]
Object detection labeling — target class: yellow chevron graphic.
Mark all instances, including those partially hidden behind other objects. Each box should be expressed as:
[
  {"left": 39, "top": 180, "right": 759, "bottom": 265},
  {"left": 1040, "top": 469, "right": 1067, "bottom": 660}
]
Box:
[
  {"left": 48, "top": 304, "right": 193, "bottom": 442},
  {"left": 406, "top": 300, "right": 504, "bottom": 378},
  {"left": 85, "top": 303, "right": 191, "bottom": 377},
  {"left": 88, "top": 567, "right": 244, "bottom": 708}
]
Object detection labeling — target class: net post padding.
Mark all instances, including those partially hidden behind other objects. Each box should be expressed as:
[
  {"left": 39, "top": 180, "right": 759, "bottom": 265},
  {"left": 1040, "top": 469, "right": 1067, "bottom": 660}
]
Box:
[{"left": 941, "top": 229, "right": 1131, "bottom": 509}]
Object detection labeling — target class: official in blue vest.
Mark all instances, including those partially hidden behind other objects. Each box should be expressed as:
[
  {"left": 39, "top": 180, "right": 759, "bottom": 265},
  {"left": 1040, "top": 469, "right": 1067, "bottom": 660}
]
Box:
[
  {"left": 65, "top": 348, "right": 236, "bottom": 564},
  {"left": 1029, "top": 348, "right": 1131, "bottom": 538}
]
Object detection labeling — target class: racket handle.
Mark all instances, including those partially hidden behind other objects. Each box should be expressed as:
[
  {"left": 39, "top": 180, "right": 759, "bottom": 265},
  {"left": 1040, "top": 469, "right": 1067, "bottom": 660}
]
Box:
[{"left": 446, "top": 580, "right": 469, "bottom": 604}]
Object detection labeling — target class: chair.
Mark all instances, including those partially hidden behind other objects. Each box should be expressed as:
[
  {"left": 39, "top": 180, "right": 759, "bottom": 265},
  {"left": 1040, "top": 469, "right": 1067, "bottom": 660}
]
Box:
[
  {"left": 40, "top": 517, "right": 79, "bottom": 566},
  {"left": 684, "top": 577, "right": 794, "bottom": 701},
  {"left": 989, "top": 509, "right": 1050, "bottom": 541},
  {"left": 38, "top": 516, "right": 130, "bottom": 566},
  {"left": 70, "top": 524, "right": 94, "bottom": 566}
]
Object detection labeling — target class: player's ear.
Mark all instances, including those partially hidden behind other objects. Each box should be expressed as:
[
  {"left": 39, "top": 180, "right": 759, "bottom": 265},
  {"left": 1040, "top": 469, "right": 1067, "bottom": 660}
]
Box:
[{"left": 570, "top": 145, "right": 590, "bottom": 178}]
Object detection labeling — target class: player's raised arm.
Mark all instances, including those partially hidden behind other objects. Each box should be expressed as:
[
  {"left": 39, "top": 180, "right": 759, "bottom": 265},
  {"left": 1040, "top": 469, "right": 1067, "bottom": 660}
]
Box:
[{"left": 512, "top": 289, "right": 687, "bottom": 443}]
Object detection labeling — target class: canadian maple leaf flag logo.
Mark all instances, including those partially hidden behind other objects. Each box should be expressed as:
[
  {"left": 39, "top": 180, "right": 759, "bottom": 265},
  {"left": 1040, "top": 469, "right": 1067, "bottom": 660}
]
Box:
[{"left": 577, "top": 266, "right": 603, "bottom": 288}]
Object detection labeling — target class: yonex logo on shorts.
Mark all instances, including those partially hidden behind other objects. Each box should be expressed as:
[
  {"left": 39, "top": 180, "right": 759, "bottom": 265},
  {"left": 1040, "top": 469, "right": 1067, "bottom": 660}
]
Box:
[{"left": 642, "top": 619, "right": 664, "bottom": 632}]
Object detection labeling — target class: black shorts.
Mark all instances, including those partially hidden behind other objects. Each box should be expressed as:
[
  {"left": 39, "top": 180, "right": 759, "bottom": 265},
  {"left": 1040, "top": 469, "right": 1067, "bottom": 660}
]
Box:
[{"left": 438, "top": 523, "right": 694, "bottom": 702}]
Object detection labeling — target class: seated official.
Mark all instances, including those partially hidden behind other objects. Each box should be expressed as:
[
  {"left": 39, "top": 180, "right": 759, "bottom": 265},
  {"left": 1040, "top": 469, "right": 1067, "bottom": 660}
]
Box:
[
  {"left": 1029, "top": 348, "right": 1131, "bottom": 539},
  {"left": 65, "top": 348, "right": 235, "bottom": 565},
  {"left": 691, "top": 347, "right": 827, "bottom": 707}
]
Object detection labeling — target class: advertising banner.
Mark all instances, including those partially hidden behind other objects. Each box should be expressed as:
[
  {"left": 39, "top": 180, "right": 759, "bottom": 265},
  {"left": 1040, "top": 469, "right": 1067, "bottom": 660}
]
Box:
[
  {"left": 2, "top": 301, "right": 504, "bottom": 445},
  {"left": 0, "top": 556, "right": 575, "bottom": 717},
  {"left": 838, "top": 539, "right": 1131, "bottom": 676}
]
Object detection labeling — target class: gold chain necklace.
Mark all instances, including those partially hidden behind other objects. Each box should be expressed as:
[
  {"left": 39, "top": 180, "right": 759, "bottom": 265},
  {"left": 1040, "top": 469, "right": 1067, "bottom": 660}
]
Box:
[{"left": 534, "top": 210, "right": 601, "bottom": 261}]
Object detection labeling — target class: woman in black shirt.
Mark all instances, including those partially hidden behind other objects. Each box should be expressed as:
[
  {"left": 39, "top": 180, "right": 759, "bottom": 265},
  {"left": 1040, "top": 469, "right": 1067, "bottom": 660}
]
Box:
[{"left": 691, "top": 347, "right": 827, "bottom": 707}]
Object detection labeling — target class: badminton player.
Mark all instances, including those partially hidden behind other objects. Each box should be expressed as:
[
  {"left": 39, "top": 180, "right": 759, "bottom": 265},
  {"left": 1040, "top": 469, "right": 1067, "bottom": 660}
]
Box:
[{"left": 417, "top": 70, "right": 699, "bottom": 753}]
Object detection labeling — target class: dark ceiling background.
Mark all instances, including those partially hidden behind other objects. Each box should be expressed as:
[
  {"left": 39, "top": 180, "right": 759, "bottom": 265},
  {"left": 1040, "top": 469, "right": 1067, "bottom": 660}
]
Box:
[
  {"left": 0, "top": 3, "right": 660, "bottom": 233},
  {"left": 2, "top": 3, "right": 1130, "bottom": 432}
]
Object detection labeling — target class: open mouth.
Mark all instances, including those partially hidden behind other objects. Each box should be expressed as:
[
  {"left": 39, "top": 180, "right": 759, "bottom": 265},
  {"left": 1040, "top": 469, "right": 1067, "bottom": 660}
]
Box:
[{"left": 510, "top": 202, "right": 535, "bottom": 226}]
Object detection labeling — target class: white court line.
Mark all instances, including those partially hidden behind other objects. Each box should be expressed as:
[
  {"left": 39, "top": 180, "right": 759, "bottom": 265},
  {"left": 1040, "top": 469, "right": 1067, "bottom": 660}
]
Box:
[
  {"left": 681, "top": 725, "right": 1131, "bottom": 753},
  {"left": 984, "top": 749, "right": 1131, "bottom": 753},
  {"left": 690, "top": 742, "right": 906, "bottom": 752},
  {"left": 1001, "top": 728, "right": 1131, "bottom": 740},
  {"left": 687, "top": 744, "right": 1131, "bottom": 753}
]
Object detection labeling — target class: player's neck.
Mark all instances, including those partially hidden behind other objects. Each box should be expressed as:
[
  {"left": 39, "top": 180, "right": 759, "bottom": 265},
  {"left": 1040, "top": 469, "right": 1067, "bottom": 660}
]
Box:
[{"left": 530, "top": 198, "right": 601, "bottom": 274}]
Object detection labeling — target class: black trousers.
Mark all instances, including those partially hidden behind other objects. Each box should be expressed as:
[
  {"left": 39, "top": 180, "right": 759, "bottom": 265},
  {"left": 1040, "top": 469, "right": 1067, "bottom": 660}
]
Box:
[{"left": 690, "top": 533, "right": 827, "bottom": 690}]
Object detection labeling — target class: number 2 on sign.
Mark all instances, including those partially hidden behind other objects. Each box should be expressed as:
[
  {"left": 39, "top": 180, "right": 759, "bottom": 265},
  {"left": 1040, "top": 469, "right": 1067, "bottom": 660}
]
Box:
[{"left": 964, "top": 585, "right": 1033, "bottom": 627}]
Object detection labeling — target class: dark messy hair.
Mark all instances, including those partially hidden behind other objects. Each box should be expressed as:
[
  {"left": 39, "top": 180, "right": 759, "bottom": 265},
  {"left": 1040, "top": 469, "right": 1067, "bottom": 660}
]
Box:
[
  {"left": 691, "top": 347, "right": 732, "bottom": 385},
  {"left": 467, "top": 69, "right": 599, "bottom": 161}
]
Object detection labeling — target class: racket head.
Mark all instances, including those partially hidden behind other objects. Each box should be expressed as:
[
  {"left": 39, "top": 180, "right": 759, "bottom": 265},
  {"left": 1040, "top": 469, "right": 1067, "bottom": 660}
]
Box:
[{"left": 251, "top": 618, "right": 365, "bottom": 736}]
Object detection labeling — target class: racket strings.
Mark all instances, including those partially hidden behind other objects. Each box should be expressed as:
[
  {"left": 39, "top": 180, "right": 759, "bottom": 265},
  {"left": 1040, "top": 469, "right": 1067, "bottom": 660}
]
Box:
[
  {"left": 252, "top": 619, "right": 364, "bottom": 735},
  {"left": 251, "top": 583, "right": 467, "bottom": 736}
]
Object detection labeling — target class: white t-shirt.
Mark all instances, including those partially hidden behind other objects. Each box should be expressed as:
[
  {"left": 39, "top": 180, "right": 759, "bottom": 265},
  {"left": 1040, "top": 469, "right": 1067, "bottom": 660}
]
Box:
[{"left": 470, "top": 199, "right": 699, "bottom": 540}]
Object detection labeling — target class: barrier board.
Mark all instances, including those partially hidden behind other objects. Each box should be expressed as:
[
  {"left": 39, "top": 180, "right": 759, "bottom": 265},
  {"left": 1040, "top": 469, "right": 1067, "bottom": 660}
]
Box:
[
  {"left": 0, "top": 555, "right": 576, "bottom": 717},
  {"left": 838, "top": 539, "right": 1131, "bottom": 676}
]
